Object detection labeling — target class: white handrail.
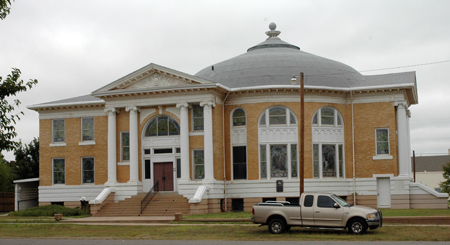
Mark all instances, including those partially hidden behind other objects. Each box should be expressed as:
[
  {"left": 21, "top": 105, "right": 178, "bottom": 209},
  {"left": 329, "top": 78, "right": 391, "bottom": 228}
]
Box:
[
  {"left": 89, "top": 187, "right": 115, "bottom": 204},
  {"left": 189, "top": 186, "right": 208, "bottom": 203}
]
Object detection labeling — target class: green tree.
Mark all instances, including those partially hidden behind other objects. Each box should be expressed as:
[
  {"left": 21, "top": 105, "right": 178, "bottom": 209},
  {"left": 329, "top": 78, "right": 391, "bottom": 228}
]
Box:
[
  {"left": 0, "top": 0, "right": 11, "bottom": 20},
  {"left": 0, "top": 153, "right": 14, "bottom": 192},
  {"left": 1, "top": 0, "right": 38, "bottom": 151},
  {"left": 439, "top": 161, "right": 450, "bottom": 194},
  {"left": 12, "top": 138, "right": 39, "bottom": 180}
]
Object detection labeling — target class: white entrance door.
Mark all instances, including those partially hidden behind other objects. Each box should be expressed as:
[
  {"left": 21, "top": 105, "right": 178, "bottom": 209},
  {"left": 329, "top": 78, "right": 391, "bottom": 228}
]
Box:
[{"left": 377, "top": 177, "right": 391, "bottom": 208}]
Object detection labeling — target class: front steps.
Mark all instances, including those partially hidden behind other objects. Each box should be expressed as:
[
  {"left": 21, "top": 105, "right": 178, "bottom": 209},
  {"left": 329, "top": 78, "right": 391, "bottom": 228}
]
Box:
[{"left": 93, "top": 192, "right": 191, "bottom": 217}]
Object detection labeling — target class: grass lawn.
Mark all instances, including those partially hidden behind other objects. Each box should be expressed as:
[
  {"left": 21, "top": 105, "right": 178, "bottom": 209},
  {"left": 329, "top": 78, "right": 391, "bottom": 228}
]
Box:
[
  {"left": 183, "top": 208, "right": 450, "bottom": 220},
  {"left": 0, "top": 223, "right": 450, "bottom": 241}
]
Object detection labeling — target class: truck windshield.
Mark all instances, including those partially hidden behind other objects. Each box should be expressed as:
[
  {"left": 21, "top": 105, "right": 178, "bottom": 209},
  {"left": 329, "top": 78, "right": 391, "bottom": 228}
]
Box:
[{"left": 331, "top": 195, "right": 351, "bottom": 207}]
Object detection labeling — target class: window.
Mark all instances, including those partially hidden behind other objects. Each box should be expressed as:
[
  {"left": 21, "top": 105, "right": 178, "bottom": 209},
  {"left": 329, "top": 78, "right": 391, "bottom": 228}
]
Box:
[
  {"left": 193, "top": 150, "right": 204, "bottom": 179},
  {"left": 232, "top": 109, "right": 246, "bottom": 126},
  {"left": 291, "top": 144, "right": 298, "bottom": 178},
  {"left": 269, "top": 107, "right": 287, "bottom": 125},
  {"left": 144, "top": 159, "right": 151, "bottom": 179},
  {"left": 53, "top": 158, "right": 65, "bottom": 184},
  {"left": 193, "top": 105, "right": 204, "bottom": 130},
  {"left": 176, "top": 158, "right": 181, "bottom": 178},
  {"left": 82, "top": 157, "right": 94, "bottom": 184},
  {"left": 312, "top": 107, "right": 345, "bottom": 178},
  {"left": 233, "top": 146, "right": 247, "bottom": 179},
  {"left": 317, "top": 195, "right": 336, "bottom": 208},
  {"left": 313, "top": 144, "right": 344, "bottom": 178},
  {"left": 270, "top": 145, "right": 287, "bottom": 178},
  {"left": 145, "top": 116, "right": 180, "bottom": 137},
  {"left": 304, "top": 195, "right": 314, "bottom": 207},
  {"left": 53, "top": 119, "right": 65, "bottom": 143},
  {"left": 376, "top": 128, "right": 389, "bottom": 155},
  {"left": 121, "top": 132, "right": 130, "bottom": 161},
  {"left": 312, "top": 107, "right": 343, "bottom": 127},
  {"left": 260, "top": 145, "right": 267, "bottom": 179},
  {"left": 81, "top": 118, "right": 94, "bottom": 141}
]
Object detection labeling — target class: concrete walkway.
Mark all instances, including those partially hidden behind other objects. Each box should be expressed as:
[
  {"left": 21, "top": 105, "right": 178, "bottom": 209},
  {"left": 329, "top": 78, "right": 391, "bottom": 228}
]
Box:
[{"left": 61, "top": 216, "right": 175, "bottom": 224}]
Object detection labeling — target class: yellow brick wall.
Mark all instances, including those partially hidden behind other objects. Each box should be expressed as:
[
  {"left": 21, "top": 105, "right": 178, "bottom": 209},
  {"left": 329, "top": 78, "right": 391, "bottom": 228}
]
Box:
[
  {"left": 39, "top": 115, "right": 108, "bottom": 186},
  {"left": 39, "top": 99, "right": 399, "bottom": 186},
  {"left": 222, "top": 100, "right": 398, "bottom": 180}
]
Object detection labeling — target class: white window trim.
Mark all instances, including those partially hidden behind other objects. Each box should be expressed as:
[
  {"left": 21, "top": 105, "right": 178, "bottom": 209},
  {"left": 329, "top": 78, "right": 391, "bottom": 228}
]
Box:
[
  {"left": 80, "top": 117, "right": 95, "bottom": 143},
  {"left": 313, "top": 107, "right": 343, "bottom": 127},
  {"left": 231, "top": 108, "right": 247, "bottom": 127},
  {"left": 313, "top": 143, "right": 345, "bottom": 179},
  {"left": 81, "top": 157, "right": 95, "bottom": 185},
  {"left": 52, "top": 158, "right": 65, "bottom": 185},
  {"left": 51, "top": 119, "right": 65, "bottom": 146},
  {"left": 120, "top": 131, "right": 130, "bottom": 163},
  {"left": 192, "top": 105, "right": 204, "bottom": 132},
  {"left": 192, "top": 149, "right": 204, "bottom": 180},
  {"left": 373, "top": 128, "right": 393, "bottom": 160}
]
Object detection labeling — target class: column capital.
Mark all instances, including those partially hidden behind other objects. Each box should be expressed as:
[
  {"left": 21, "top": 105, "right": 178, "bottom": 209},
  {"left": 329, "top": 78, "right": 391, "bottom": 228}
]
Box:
[
  {"left": 176, "top": 103, "right": 189, "bottom": 109},
  {"left": 200, "top": 101, "right": 215, "bottom": 108},
  {"left": 105, "top": 107, "right": 117, "bottom": 115},
  {"left": 125, "top": 106, "right": 140, "bottom": 112},
  {"left": 394, "top": 101, "right": 408, "bottom": 108}
]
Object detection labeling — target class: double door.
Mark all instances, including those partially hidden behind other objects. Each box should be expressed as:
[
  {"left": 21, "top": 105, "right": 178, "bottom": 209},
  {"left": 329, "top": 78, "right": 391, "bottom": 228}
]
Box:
[{"left": 143, "top": 160, "right": 174, "bottom": 192}]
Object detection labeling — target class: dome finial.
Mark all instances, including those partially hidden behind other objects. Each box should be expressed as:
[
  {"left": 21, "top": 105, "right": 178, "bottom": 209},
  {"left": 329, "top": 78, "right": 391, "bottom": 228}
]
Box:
[
  {"left": 266, "top": 22, "right": 281, "bottom": 38},
  {"left": 269, "top": 22, "right": 276, "bottom": 31}
]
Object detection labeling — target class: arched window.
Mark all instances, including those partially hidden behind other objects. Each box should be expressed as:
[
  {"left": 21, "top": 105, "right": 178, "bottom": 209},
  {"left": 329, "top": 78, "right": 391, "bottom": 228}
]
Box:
[
  {"left": 258, "top": 106, "right": 298, "bottom": 179},
  {"left": 259, "top": 106, "right": 297, "bottom": 127},
  {"left": 312, "top": 107, "right": 344, "bottom": 179},
  {"left": 312, "top": 107, "right": 342, "bottom": 127},
  {"left": 232, "top": 108, "right": 246, "bottom": 126},
  {"left": 145, "top": 116, "right": 180, "bottom": 137}
]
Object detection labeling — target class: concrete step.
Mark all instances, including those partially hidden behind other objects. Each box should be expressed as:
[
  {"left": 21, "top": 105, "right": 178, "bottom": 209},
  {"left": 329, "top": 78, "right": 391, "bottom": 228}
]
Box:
[{"left": 93, "top": 191, "right": 190, "bottom": 217}]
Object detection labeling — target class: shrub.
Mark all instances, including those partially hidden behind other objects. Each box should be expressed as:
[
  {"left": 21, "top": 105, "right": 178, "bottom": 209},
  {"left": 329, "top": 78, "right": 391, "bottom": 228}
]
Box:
[{"left": 8, "top": 205, "right": 83, "bottom": 216}]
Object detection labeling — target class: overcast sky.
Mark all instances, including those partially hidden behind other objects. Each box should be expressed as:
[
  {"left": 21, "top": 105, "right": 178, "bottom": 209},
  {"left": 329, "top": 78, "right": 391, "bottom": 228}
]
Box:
[{"left": 1, "top": 0, "right": 449, "bottom": 160}]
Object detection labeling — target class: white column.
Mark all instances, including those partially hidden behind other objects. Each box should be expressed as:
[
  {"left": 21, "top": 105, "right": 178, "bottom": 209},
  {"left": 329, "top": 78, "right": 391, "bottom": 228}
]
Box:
[
  {"left": 105, "top": 108, "right": 118, "bottom": 184},
  {"left": 406, "top": 109, "right": 412, "bottom": 177},
  {"left": 126, "top": 106, "right": 140, "bottom": 183},
  {"left": 396, "top": 102, "right": 409, "bottom": 177},
  {"left": 176, "top": 103, "right": 190, "bottom": 180},
  {"left": 200, "top": 101, "right": 215, "bottom": 180}
]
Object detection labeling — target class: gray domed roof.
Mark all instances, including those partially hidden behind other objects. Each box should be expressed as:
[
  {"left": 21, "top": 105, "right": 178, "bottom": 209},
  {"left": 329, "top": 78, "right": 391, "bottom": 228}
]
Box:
[{"left": 195, "top": 23, "right": 365, "bottom": 89}]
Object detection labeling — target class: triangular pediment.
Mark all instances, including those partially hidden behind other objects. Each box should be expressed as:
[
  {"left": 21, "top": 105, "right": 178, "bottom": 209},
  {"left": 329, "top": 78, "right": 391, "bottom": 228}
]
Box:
[
  {"left": 92, "top": 63, "right": 214, "bottom": 95},
  {"left": 113, "top": 71, "right": 197, "bottom": 90}
]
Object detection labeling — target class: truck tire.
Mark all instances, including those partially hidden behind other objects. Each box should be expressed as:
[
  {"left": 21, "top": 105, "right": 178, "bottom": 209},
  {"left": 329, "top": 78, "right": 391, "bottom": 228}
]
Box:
[
  {"left": 347, "top": 218, "right": 367, "bottom": 235},
  {"left": 268, "top": 218, "right": 286, "bottom": 234}
]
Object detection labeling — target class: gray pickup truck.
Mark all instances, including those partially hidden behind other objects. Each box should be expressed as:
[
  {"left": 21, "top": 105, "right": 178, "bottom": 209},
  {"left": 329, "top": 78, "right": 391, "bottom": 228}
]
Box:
[{"left": 251, "top": 193, "right": 382, "bottom": 234}]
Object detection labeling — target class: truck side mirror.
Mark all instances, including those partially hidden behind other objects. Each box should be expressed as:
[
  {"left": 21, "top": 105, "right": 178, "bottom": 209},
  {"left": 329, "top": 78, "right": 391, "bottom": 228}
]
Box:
[{"left": 333, "top": 203, "right": 340, "bottom": 209}]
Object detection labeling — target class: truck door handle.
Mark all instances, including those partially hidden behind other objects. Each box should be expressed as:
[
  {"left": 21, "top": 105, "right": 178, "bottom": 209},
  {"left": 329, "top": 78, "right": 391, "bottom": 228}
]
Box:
[{"left": 315, "top": 211, "right": 320, "bottom": 213}]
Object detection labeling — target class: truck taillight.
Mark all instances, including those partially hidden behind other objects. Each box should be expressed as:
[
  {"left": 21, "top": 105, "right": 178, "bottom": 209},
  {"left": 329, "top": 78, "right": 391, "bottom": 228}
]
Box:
[{"left": 252, "top": 207, "right": 255, "bottom": 215}]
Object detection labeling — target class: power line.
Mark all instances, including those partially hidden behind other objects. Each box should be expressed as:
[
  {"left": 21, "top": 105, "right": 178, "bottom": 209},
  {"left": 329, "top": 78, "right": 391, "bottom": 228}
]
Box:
[{"left": 360, "top": 60, "right": 450, "bottom": 73}]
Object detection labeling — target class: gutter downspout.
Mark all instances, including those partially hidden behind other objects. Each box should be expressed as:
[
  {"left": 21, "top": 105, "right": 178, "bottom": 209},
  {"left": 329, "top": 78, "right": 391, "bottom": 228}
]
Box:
[
  {"left": 351, "top": 91, "right": 356, "bottom": 205},
  {"left": 222, "top": 91, "right": 231, "bottom": 212}
]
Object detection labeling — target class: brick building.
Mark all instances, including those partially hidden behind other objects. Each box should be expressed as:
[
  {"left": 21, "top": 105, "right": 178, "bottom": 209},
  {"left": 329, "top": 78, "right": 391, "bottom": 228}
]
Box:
[{"left": 28, "top": 23, "right": 448, "bottom": 214}]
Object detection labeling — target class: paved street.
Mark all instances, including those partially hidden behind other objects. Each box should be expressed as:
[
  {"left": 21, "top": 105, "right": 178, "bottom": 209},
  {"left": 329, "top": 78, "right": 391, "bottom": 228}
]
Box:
[{"left": 1, "top": 240, "right": 450, "bottom": 245}]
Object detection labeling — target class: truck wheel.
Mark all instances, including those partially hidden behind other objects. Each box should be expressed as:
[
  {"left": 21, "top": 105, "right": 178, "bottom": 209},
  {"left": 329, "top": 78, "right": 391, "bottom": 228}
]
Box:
[
  {"left": 347, "top": 218, "right": 367, "bottom": 235},
  {"left": 268, "top": 218, "right": 286, "bottom": 234}
]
